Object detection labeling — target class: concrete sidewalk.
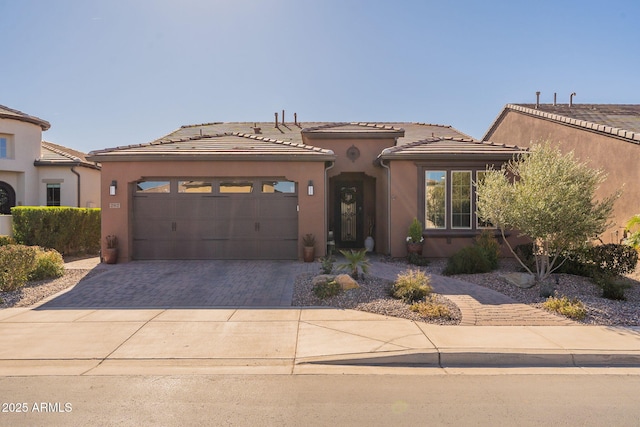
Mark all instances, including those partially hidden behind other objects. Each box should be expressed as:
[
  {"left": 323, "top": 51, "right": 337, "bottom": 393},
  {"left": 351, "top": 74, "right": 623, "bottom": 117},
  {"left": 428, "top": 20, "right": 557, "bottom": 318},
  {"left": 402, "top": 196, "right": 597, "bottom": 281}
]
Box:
[{"left": 0, "top": 307, "right": 639, "bottom": 376}]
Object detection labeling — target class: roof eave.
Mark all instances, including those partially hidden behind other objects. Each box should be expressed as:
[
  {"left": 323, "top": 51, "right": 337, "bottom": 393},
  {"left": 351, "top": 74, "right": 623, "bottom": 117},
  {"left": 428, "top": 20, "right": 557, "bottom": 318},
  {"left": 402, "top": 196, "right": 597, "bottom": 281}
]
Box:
[
  {"left": 302, "top": 130, "right": 405, "bottom": 140},
  {"left": 0, "top": 113, "right": 51, "bottom": 131},
  {"left": 86, "top": 153, "right": 337, "bottom": 162},
  {"left": 34, "top": 160, "right": 102, "bottom": 170},
  {"left": 378, "top": 152, "right": 520, "bottom": 161}
]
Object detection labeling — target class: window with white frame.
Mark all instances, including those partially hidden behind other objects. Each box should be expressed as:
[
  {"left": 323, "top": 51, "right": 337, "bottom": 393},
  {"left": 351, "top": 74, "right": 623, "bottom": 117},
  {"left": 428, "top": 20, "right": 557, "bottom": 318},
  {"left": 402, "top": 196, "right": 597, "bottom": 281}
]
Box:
[
  {"left": 451, "top": 171, "right": 472, "bottom": 229},
  {"left": 425, "top": 171, "right": 446, "bottom": 229}
]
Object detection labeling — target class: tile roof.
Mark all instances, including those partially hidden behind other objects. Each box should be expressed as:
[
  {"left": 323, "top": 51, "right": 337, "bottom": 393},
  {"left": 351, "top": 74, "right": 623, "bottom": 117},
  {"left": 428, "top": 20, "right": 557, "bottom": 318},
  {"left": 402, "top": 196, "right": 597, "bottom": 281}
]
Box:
[
  {"left": 484, "top": 104, "right": 640, "bottom": 144},
  {"left": 378, "top": 137, "right": 524, "bottom": 160},
  {"left": 89, "top": 120, "right": 487, "bottom": 161},
  {"left": 35, "top": 141, "right": 101, "bottom": 169},
  {"left": 0, "top": 104, "right": 50, "bottom": 130},
  {"left": 88, "top": 132, "right": 336, "bottom": 162}
]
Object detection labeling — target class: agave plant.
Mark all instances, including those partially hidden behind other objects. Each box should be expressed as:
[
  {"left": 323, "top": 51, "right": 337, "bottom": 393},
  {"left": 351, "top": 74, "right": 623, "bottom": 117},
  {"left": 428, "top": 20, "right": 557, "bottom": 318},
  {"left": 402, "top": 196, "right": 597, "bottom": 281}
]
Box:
[{"left": 337, "top": 249, "right": 370, "bottom": 279}]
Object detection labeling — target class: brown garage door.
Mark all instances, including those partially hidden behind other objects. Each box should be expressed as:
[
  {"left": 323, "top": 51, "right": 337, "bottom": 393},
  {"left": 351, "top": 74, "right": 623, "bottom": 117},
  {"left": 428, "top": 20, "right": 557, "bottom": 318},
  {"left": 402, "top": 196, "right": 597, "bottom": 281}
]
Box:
[{"left": 132, "top": 179, "right": 298, "bottom": 260}]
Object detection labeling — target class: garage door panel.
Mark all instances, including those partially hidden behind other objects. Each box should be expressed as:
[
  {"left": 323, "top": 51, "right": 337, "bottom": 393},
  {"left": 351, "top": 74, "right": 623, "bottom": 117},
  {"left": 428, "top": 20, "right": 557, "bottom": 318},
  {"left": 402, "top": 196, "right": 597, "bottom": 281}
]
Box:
[
  {"left": 133, "top": 240, "right": 174, "bottom": 260},
  {"left": 134, "top": 197, "right": 174, "bottom": 219},
  {"left": 257, "top": 239, "right": 298, "bottom": 259},
  {"left": 174, "top": 197, "right": 218, "bottom": 219},
  {"left": 133, "top": 220, "right": 172, "bottom": 239},
  {"left": 133, "top": 178, "right": 299, "bottom": 260},
  {"left": 258, "top": 218, "right": 297, "bottom": 239}
]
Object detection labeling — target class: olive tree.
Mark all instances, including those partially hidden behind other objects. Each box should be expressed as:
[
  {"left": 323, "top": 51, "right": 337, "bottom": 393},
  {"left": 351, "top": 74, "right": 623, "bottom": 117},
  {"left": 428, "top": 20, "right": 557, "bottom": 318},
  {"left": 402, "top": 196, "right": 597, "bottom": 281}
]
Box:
[{"left": 476, "top": 142, "right": 619, "bottom": 284}]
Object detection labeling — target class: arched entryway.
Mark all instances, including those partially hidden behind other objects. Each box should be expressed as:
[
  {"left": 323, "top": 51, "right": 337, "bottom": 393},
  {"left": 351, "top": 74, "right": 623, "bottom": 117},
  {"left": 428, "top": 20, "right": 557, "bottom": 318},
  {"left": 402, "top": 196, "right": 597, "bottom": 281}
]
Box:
[
  {"left": 0, "top": 181, "right": 16, "bottom": 214},
  {"left": 329, "top": 172, "right": 376, "bottom": 250}
]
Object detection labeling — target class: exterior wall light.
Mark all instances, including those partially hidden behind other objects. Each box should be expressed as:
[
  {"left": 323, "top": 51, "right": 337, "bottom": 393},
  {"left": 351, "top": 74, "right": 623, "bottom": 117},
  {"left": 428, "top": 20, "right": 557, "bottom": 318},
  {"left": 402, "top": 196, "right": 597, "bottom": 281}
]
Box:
[
  {"left": 109, "top": 180, "right": 117, "bottom": 196},
  {"left": 307, "top": 180, "right": 314, "bottom": 196}
]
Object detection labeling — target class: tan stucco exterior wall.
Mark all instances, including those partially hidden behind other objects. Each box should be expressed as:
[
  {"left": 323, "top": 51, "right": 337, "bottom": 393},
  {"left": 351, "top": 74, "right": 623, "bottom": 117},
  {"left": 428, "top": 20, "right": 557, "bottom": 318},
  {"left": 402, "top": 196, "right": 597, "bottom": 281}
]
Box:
[
  {"left": 487, "top": 111, "right": 639, "bottom": 243},
  {"left": 309, "top": 137, "right": 395, "bottom": 255},
  {"left": 100, "top": 160, "right": 327, "bottom": 262},
  {"left": 36, "top": 166, "right": 101, "bottom": 208},
  {"left": 0, "top": 118, "right": 42, "bottom": 206}
]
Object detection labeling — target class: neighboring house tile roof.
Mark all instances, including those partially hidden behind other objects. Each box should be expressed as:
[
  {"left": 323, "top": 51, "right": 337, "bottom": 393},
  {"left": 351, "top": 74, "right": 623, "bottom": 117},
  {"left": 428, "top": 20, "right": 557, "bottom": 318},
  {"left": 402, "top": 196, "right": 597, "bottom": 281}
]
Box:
[
  {"left": 378, "top": 137, "right": 524, "bottom": 160},
  {"left": 484, "top": 104, "right": 640, "bottom": 144},
  {"left": 0, "top": 104, "right": 51, "bottom": 130},
  {"left": 88, "top": 132, "right": 336, "bottom": 162},
  {"left": 35, "top": 141, "right": 101, "bottom": 170}
]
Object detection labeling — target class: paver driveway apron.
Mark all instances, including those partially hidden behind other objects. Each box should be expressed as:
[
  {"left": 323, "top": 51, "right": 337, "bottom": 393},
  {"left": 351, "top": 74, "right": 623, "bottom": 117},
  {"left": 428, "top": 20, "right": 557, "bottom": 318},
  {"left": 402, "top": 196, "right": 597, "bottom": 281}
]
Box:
[{"left": 39, "top": 260, "right": 318, "bottom": 309}]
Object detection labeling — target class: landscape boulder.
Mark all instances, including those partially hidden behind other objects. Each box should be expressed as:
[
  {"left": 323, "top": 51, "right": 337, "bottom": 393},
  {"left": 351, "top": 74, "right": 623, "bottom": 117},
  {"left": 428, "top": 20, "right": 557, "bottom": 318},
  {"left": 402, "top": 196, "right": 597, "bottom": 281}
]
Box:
[{"left": 335, "top": 274, "right": 359, "bottom": 290}]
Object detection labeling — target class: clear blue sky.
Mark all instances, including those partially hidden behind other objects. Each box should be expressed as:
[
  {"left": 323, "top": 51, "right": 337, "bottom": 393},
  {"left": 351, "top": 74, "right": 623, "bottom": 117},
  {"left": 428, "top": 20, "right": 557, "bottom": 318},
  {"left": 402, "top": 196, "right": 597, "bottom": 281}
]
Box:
[{"left": 2, "top": 0, "right": 639, "bottom": 153}]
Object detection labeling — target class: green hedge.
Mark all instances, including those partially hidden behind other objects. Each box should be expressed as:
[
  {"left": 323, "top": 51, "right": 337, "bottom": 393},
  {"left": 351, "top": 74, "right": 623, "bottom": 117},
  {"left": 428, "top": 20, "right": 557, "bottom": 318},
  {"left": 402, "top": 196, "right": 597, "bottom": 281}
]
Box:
[{"left": 11, "top": 207, "right": 101, "bottom": 255}]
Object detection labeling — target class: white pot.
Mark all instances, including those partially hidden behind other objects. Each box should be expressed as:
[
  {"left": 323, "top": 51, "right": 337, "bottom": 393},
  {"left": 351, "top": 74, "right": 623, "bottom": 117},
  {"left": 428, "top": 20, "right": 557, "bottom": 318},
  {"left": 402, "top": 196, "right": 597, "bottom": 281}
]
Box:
[{"left": 364, "top": 236, "right": 375, "bottom": 252}]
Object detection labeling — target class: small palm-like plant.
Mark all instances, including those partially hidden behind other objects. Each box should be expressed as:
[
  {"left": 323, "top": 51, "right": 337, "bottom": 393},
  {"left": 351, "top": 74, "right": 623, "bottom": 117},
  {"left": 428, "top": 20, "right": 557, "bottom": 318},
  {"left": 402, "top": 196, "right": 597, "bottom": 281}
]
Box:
[
  {"left": 337, "top": 249, "right": 370, "bottom": 279},
  {"left": 625, "top": 214, "right": 640, "bottom": 250}
]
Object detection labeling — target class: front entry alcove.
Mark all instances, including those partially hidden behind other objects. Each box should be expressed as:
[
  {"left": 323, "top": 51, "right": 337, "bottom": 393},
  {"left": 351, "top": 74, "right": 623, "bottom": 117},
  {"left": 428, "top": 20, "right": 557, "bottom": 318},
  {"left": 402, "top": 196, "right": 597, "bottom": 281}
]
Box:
[{"left": 329, "top": 172, "right": 376, "bottom": 251}]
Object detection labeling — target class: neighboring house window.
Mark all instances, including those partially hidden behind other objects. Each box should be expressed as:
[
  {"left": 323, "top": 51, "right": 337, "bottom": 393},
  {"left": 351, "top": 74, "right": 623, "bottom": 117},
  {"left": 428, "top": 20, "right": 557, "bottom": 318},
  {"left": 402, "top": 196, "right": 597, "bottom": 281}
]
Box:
[
  {"left": 451, "top": 171, "right": 471, "bottom": 229},
  {"left": 425, "top": 171, "right": 446, "bottom": 229},
  {"left": 46, "top": 183, "right": 61, "bottom": 206},
  {"left": 0, "top": 135, "right": 12, "bottom": 159}
]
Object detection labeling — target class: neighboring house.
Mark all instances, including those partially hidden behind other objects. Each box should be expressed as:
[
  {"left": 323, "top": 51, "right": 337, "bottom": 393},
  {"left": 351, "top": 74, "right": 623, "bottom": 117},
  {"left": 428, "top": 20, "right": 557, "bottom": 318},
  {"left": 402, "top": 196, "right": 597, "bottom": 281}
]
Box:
[
  {"left": 484, "top": 102, "right": 640, "bottom": 244},
  {"left": 89, "top": 114, "right": 524, "bottom": 262},
  {"left": 0, "top": 104, "right": 101, "bottom": 218}
]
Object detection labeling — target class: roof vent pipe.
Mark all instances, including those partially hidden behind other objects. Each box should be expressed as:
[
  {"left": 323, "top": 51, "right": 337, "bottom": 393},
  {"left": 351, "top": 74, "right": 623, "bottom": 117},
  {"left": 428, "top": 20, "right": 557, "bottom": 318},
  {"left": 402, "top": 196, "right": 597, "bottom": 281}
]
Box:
[
  {"left": 274, "top": 112, "right": 279, "bottom": 128},
  {"left": 282, "top": 110, "right": 285, "bottom": 125},
  {"left": 553, "top": 93, "right": 557, "bottom": 106},
  {"left": 535, "top": 91, "right": 541, "bottom": 109},
  {"left": 570, "top": 92, "right": 576, "bottom": 107},
  {"left": 294, "top": 113, "right": 298, "bottom": 126}
]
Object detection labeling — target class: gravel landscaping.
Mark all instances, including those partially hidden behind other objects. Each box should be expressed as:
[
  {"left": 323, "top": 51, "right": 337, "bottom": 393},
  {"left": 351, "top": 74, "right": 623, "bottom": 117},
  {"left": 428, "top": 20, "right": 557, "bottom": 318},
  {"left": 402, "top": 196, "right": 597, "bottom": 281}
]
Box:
[
  {"left": 292, "top": 273, "right": 462, "bottom": 325},
  {"left": 2, "top": 256, "right": 639, "bottom": 326}
]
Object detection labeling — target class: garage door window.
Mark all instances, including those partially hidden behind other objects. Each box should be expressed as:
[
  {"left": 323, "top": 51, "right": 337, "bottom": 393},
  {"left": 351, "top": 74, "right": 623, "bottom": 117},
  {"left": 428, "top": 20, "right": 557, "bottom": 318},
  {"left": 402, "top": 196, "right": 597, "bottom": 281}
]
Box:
[
  {"left": 179, "top": 180, "right": 212, "bottom": 193},
  {"left": 262, "top": 181, "right": 295, "bottom": 194},
  {"left": 137, "top": 181, "right": 170, "bottom": 193},
  {"left": 220, "top": 182, "right": 253, "bottom": 193}
]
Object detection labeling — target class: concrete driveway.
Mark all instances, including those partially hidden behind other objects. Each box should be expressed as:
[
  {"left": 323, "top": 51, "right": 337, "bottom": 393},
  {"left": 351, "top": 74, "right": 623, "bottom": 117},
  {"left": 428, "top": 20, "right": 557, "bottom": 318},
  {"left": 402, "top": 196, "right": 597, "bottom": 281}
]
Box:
[{"left": 40, "top": 260, "right": 319, "bottom": 309}]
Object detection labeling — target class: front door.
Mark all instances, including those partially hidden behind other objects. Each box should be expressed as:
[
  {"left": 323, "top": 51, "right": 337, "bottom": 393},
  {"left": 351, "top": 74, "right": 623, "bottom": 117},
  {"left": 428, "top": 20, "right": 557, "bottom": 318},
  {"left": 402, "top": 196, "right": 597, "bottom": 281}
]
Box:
[{"left": 334, "top": 181, "right": 364, "bottom": 249}]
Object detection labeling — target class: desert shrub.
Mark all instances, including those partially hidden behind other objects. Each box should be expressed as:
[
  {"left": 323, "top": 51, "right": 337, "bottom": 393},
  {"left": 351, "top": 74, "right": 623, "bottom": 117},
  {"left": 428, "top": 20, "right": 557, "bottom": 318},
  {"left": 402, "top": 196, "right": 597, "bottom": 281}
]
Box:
[
  {"left": 319, "top": 253, "right": 335, "bottom": 274},
  {"left": 410, "top": 295, "right": 452, "bottom": 319},
  {"left": 0, "top": 236, "right": 16, "bottom": 247},
  {"left": 0, "top": 244, "right": 38, "bottom": 291},
  {"left": 514, "top": 243, "right": 536, "bottom": 272},
  {"left": 337, "top": 249, "right": 370, "bottom": 279},
  {"left": 475, "top": 230, "right": 500, "bottom": 270},
  {"left": 589, "top": 244, "right": 638, "bottom": 277},
  {"left": 312, "top": 280, "right": 341, "bottom": 299},
  {"left": 443, "top": 245, "right": 492, "bottom": 275},
  {"left": 543, "top": 295, "right": 587, "bottom": 320},
  {"left": 29, "top": 248, "right": 65, "bottom": 281},
  {"left": 407, "top": 252, "right": 430, "bottom": 266},
  {"left": 392, "top": 269, "right": 432, "bottom": 303},
  {"left": 593, "top": 274, "right": 630, "bottom": 301},
  {"left": 11, "top": 206, "right": 101, "bottom": 255}
]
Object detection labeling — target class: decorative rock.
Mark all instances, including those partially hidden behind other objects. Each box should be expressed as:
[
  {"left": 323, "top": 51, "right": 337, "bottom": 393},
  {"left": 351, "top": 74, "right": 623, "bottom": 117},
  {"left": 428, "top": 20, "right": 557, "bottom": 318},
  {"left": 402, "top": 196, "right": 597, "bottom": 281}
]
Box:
[
  {"left": 311, "top": 274, "right": 335, "bottom": 287},
  {"left": 499, "top": 272, "right": 536, "bottom": 289},
  {"left": 335, "top": 274, "right": 359, "bottom": 290}
]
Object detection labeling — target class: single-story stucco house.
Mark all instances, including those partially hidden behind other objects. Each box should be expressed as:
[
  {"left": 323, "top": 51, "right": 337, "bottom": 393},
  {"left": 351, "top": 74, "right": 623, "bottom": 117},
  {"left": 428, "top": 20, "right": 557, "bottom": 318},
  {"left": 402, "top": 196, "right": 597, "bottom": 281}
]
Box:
[
  {"left": 0, "top": 104, "right": 101, "bottom": 234},
  {"left": 89, "top": 114, "right": 524, "bottom": 262},
  {"left": 484, "top": 99, "right": 640, "bottom": 244}
]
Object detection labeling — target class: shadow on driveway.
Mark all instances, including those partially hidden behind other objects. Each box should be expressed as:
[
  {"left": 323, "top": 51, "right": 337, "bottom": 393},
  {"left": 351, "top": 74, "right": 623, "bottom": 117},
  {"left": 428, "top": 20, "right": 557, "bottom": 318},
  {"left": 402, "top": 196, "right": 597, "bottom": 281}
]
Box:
[{"left": 38, "top": 260, "right": 319, "bottom": 309}]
